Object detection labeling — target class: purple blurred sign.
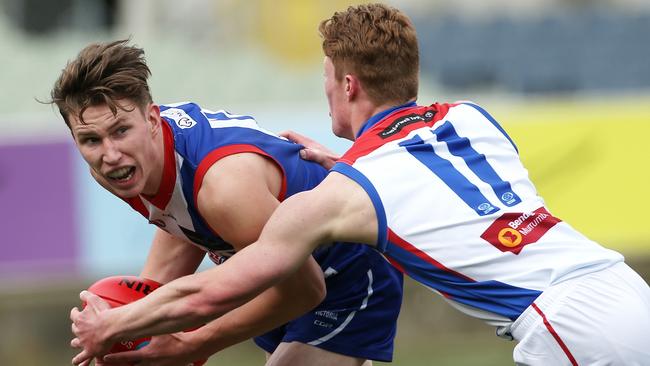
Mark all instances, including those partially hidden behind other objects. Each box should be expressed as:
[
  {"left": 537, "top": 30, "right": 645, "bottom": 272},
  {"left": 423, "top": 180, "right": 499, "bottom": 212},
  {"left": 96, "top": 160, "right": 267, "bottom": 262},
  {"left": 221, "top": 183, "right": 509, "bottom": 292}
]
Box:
[{"left": 0, "top": 141, "right": 78, "bottom": 275}]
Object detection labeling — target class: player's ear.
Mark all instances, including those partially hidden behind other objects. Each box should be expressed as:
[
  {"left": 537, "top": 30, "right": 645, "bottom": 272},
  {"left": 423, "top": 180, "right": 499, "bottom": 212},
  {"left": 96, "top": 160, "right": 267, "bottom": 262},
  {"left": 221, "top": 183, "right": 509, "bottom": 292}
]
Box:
[
  {"left": 345, "top": 74, "right": 359, "bottom": 101},
  {"left": 146, "top": 103, "right": 161, "bottom": 134}
]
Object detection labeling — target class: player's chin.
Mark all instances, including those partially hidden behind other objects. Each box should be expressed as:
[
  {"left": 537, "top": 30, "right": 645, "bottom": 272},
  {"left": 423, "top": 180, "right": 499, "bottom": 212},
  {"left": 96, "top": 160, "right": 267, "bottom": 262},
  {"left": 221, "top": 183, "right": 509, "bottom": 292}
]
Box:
[
  {"left": 106, "top": 182, "right": 142, "bottom": 199},
  {"left": 332, "top": 127, "right": 353, "bottom": 141},
  {"left": 105, "top": 173, "right": 144, "bottom": 198},
  {"left": 331, "top": 124, "right": 347, "bottom": 139}
]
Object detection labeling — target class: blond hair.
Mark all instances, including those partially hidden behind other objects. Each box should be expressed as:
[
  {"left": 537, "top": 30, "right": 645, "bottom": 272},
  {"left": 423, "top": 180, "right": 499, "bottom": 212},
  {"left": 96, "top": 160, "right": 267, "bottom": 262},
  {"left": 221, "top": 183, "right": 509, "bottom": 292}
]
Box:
[{"left": 319, "top": 3, "right": 419, "bottom": 104}]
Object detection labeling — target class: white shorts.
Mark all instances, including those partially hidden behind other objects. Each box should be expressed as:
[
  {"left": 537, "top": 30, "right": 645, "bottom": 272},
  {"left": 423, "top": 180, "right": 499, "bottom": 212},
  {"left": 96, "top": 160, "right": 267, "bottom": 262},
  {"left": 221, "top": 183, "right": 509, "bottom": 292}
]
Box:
[{"left": 510, "top": 261, "right": 650, "bottom": 366}]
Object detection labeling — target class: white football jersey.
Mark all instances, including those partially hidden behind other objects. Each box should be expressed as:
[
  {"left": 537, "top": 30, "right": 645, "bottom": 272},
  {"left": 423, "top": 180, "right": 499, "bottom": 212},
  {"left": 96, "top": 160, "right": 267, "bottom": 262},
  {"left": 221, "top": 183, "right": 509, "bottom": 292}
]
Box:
[{"left": 332, "top": 101, "right": 623, "bottom": 326}]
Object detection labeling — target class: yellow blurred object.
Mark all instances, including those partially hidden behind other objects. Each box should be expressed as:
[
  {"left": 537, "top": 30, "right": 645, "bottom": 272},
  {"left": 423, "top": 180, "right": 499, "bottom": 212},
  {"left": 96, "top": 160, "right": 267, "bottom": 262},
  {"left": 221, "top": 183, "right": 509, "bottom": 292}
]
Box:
[
  {"left": 254, "top": 0, "right": 366, "bottom": 65},
  {"left": 495, "top": 98, "right": 650, "bottom": 254}
]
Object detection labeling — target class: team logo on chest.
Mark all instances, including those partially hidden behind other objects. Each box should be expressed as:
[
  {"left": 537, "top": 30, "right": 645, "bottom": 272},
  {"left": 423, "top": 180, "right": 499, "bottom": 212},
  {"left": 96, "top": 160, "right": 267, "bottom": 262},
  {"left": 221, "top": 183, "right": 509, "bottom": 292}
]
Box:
[
  {"left": 161, "top": 108, "right": 197, "bottom": 129},
  {"left": 480, "top": 207, "right": 561, "bottom": 254}
]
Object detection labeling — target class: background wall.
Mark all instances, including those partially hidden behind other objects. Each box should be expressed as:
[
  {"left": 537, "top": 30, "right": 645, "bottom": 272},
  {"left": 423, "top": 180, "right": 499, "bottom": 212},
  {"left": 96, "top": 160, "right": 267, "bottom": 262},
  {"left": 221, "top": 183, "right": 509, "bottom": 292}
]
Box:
[{"left": 0, "top": 1, "right": 648, "bottom": 365}]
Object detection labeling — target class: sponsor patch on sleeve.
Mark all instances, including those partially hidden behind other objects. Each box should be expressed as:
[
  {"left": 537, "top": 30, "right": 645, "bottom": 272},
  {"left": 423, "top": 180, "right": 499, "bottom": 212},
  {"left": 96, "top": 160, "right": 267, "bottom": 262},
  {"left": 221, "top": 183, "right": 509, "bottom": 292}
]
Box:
[{"left": 480, "top": 207, "right": 561, "bottom": 254}]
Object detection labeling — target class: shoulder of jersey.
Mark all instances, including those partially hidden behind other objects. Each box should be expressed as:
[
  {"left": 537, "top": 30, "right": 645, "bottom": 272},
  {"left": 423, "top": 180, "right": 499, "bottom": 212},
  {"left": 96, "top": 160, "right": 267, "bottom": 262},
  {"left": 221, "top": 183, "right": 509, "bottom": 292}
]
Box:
[
  {"left": 160, "top": 102, "right": 257, "bottom": 131},
  {"left": 160, "top": 102, "right": 209, "bottom": 131}
]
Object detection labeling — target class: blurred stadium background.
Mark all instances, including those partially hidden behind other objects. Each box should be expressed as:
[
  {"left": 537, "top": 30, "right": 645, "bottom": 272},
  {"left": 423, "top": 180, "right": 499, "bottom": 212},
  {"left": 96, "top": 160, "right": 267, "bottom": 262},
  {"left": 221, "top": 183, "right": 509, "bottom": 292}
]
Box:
[{"left": 0, "top": 0, "right": 649, "bottom": 365}]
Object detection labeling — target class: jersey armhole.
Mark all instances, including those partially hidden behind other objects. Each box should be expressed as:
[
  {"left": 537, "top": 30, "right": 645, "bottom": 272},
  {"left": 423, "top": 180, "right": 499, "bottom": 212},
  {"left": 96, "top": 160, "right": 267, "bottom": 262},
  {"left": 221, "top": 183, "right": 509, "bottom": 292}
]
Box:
[
  {"left": 461, "top": 102, "right": 519, "bottom": 153},
  {"left": 193, "top": 144, "right": 288, "bottom": 207},
  {"left": 331, "top": 162, "right": 388, "bottom": 252}
]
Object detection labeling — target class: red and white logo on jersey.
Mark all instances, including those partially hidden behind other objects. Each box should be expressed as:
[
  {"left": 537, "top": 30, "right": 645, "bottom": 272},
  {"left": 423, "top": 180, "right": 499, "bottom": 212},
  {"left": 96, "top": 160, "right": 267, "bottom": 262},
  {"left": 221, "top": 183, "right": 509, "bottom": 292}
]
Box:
[
  {"left": 481, "top": 207, "right": 561, "bottom": 254},
  {"left": 208, "top": 251, "right": 229, "bottom": 265}
]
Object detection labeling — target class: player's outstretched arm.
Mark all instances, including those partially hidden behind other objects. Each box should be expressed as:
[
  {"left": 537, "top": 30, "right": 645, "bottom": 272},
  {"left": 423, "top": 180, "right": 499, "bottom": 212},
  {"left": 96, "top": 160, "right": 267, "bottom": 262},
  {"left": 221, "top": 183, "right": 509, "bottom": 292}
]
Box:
[{"left": 70, "top": 234, "right": 308, "bottom": 365}]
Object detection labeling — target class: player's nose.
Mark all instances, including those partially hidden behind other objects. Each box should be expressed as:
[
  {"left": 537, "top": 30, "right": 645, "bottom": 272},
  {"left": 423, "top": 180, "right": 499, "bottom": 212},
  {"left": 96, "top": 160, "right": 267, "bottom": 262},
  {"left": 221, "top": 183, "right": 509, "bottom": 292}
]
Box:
[{"left": 102, "top": 139, "right": 123, "bottom": 164}]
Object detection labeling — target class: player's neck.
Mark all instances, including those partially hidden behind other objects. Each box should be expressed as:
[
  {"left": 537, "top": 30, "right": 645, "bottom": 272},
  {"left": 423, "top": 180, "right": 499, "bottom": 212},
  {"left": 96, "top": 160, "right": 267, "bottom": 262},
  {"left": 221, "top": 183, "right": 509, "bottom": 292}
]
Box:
[
  {"left": 350, "top": 100, "right": 407, "bottom": 140},
  {"left": 141, "top": 129, "right": 166, "bottom": 197}
]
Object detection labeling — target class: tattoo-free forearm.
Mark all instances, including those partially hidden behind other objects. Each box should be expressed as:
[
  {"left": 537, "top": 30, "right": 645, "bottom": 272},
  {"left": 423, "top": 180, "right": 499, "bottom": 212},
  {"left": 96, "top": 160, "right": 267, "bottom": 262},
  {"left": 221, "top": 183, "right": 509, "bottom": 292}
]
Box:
[
  {"left": 183, "top": 257, "right": 325, "bottom": 356},
  {"left": 100, "top": 242, "right": 299, "bottom": 344}
]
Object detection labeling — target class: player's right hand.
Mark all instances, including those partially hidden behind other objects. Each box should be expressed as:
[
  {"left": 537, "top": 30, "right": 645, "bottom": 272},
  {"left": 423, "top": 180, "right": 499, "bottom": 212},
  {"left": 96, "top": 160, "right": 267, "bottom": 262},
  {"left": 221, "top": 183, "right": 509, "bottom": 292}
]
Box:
[
  {"left": 95, "top": 356, "right": 130, "bottom": 366},
  {"left": 280, "top": 130, "right": 340, "bottom": 170},
  {"left": 101, "top": 332, "right": 206, "bottom": 366},
  {"left": 70, "top": 291, "right": 113, "bottom": 366}
]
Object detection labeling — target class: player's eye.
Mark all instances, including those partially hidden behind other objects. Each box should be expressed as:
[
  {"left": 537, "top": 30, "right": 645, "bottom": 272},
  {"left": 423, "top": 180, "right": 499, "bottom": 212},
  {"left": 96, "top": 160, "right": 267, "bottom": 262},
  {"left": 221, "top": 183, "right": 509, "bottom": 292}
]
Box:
[
  {"left": 115, "top": 126, "right": 129, "bottom": 136},
  {"left": 81, "top": 136, "right": 100, "bottom": 145}
]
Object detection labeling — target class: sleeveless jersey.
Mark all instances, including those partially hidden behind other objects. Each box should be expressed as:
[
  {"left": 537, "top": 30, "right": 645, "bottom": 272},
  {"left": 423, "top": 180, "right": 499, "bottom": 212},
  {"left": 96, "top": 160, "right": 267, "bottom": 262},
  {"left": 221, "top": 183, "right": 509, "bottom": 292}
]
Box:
[
  {"left": 332, "top": 102, "right": 623, "bottom": 326},
  {"left": 124, "top": 102, "right": 328, "bottom": 264}
]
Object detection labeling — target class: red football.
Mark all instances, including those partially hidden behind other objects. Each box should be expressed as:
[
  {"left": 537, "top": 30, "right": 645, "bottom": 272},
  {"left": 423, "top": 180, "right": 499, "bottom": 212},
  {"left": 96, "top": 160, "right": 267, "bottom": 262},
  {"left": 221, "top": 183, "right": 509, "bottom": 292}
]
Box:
[{"left": 85, "top": 275, "right": 206, "bottom": 366}]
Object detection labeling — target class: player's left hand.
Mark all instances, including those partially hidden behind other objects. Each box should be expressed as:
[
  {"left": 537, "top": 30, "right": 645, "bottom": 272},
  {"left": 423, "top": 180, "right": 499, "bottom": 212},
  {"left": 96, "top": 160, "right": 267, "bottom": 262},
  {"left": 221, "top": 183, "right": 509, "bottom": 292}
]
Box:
[
  {"left": 95, "top": 356, "right": 131, "bottom": 366},
  {"left": 70, "top": 290, "right": 113, "bottom": 366},
  {"left": 280, "top": 130, "right": 340, "bottom": 170},
  {"left": 101, "top": 332, "right": 202, "bottom": 366}
]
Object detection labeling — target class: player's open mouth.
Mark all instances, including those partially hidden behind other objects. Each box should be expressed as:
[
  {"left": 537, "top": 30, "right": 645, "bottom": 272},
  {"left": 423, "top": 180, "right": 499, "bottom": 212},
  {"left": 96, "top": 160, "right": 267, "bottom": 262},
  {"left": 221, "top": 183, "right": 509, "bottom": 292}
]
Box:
[{"left": 107, "top": 166, "right": 136, "bottom": 182}]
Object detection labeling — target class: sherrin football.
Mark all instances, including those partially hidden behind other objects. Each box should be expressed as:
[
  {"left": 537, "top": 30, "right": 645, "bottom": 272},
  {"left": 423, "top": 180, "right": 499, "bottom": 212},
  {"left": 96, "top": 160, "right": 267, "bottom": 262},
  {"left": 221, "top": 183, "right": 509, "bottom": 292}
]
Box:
[{"left": 85, "top": 275, "right": 206, "bottom": 366}]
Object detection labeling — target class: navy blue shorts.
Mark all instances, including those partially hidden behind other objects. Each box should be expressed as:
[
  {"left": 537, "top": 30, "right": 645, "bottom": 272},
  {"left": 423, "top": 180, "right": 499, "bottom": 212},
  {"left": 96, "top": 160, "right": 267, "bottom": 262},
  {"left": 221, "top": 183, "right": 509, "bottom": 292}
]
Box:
[{"left": 254, "top": 243, "right": 404, "bottom": 362}]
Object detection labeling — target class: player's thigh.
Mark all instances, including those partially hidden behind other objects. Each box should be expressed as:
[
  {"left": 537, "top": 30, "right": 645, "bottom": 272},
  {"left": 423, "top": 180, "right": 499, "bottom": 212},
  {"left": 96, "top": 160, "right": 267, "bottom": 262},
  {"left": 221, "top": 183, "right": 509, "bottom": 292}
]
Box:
[
  {"left": 265, "top": 341, "right": 371, "bottom": 366},
  {"left": 515, "top": 262, "right": 650, "bottom": 365}
]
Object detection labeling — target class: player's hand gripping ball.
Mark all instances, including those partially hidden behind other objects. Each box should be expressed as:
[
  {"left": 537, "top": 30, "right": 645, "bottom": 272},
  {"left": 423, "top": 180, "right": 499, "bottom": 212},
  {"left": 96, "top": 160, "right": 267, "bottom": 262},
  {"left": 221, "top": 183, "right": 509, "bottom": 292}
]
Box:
[{"left": 84, "top": 275, "right": 206, "bottom": 366}]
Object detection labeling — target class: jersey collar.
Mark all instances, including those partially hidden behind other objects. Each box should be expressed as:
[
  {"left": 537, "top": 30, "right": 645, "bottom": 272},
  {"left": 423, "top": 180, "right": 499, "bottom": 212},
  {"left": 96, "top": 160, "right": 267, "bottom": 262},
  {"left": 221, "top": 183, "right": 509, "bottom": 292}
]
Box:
[{"left": 356, "top": 101, "right": 417, "bottom": 139}]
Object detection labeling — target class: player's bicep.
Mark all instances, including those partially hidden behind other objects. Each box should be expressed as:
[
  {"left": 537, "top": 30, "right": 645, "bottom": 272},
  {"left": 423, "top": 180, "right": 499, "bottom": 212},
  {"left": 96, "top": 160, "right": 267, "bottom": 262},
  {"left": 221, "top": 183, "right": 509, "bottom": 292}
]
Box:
[
  {"left": 260, "top": 171, "right": 379, "bottom": 254},
  {"left": 313, "top": 172, "right": 380, "bottom": 246},
  {"left": 196, "top": 153, "right": 282, "bottom": 250}
]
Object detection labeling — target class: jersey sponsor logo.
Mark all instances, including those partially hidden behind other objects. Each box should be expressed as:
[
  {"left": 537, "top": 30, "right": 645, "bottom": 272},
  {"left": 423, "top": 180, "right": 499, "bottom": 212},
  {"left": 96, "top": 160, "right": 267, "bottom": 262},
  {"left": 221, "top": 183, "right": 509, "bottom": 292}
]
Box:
[
  {"left": 161, "top": 108, "right": 197, "bottom": 129},
  {"left": 315, "top": 310, "right": 339, "bottom": 320},
  {"left": 478, "top": 202, "right": 498, "bottom": 215},
  {"left": 179, "top": 226, "right": 234, "bottom": 251},
  {"left": 501, "top": 192, "right": 515, "bottom": 203},
  {"left": 208, "top": 251, "right": 229, "bottom": 265},
  {"left": 177, "top": 228, "right": 236, "bottom": 265},
  {"left": 378, "top": 110, "right": 436, "bottom": 138},
  {"left": 313, "top": 320, "right": 334, "bottom": 328},
  {"left": 481, "top": 207, "right": 561, "bottom": 254},
  {"left": 497, "top": 228, "right": 522, "bottom": 247}
]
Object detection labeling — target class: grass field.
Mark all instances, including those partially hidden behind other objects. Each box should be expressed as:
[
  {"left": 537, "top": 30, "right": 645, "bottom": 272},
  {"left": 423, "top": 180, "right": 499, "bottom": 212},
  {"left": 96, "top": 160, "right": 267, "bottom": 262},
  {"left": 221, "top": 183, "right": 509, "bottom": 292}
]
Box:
[
  {"left": 206, "top": 331, "right": 514, "bottom": 366},
  {"left": 0, "top": 277, "right": 515, "bottom": 366},
  {"left": 2, "top": 257, "right": 648, "bottom": 365}
]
